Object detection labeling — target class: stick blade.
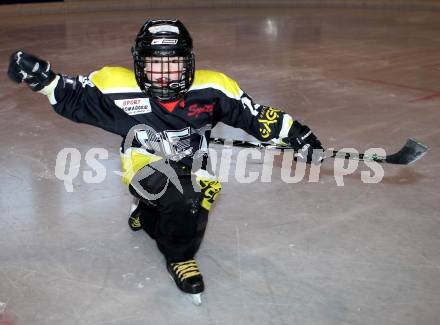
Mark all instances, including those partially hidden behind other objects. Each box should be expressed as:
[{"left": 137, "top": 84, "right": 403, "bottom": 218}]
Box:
[{"left": 385, "top": 138, "right": 428, "bottom": 165}]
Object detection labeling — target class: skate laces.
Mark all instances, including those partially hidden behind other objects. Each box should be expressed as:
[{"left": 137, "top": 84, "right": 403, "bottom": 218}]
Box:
[
  {"left": 130, "top": 216, "right": 141, "bottom": 228},
  {"left": 170, "top": 259, "right": 201, "bottom": 281}
]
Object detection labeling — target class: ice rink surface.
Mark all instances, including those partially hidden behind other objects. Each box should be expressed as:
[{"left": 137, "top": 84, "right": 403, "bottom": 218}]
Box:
[{"left": 1, "top": 6, "right": 440, "bottom": 325}]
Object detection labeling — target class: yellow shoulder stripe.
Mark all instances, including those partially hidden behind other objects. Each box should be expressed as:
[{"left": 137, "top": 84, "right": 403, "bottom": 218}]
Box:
[
  {"left": 90, "top": 67, "right": 141, "bottom": 93},
  {"left": 190, "top": 70, "right": 241, "bottom": 99}
]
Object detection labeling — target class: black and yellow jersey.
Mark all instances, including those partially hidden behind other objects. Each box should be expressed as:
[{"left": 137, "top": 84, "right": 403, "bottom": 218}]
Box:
[{"left": 42, "top": 67, "right": 294, "bottom": 184}]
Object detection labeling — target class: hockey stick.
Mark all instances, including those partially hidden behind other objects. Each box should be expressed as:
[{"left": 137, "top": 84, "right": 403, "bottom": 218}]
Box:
[{"left": 209, "top": 137, "right": 428, "bottom": 165}]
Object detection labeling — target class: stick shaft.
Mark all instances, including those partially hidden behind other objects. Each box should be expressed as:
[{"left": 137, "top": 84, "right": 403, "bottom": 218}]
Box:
[{"left": 209, "top": 138, "right": 385, "bottom": 163}]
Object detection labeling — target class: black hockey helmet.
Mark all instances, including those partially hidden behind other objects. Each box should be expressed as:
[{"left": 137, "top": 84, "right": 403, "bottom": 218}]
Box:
[{"left": 132, "top": 19, "right": 195, "bottom": 102}]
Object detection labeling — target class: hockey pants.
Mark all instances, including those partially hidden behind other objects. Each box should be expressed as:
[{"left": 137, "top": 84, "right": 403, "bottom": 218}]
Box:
[{"left": 128, "top": 168, "right": 219, "bottom": 263}]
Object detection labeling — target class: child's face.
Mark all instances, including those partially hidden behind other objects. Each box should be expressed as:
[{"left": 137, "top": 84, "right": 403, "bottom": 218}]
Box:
[{"left": 144, "top": 56, "right": 184, "bottom": 87}]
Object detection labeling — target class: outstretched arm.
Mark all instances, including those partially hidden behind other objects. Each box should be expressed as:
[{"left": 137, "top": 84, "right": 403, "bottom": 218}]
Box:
[
  {"left": 213, "top": 72, "right": 323, "bottom": 163},
  {"left": 8, "top": 50, "right": 137, "bottom": 136}
]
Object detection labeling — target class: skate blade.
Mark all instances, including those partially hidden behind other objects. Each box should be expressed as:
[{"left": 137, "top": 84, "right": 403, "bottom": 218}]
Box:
[
  {"left": 189, "top": 293, "right": 202, "bottom": 306},
  {"left": 167, "top": 274, "right": 203, "bottom": 306}
]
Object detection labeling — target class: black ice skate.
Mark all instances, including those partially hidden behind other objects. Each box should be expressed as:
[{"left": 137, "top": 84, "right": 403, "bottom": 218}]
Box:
[
  {"left": 128, "top": 198, "right": 143, "bottom": 231},
  {"left": 167, "top": 259, "right": 204, "bottom": 305},
  {"left": 128, "top": 198, "right": 158, "bottom": 234}
]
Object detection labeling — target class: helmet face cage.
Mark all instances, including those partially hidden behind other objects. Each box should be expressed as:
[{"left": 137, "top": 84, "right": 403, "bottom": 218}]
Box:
[{"left": 132, "top": 19, "right": 195, "bottom": 102}]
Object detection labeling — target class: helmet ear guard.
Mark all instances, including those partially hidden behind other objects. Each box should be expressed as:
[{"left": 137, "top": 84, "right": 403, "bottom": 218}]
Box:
[{"left": 132, "top": 19, "right": 195, "bottom": 102}]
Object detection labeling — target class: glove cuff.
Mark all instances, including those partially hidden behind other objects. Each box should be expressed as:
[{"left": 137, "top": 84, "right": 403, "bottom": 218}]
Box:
[{"left": 38, "top": 75, "right": 60, "bottom": 104}]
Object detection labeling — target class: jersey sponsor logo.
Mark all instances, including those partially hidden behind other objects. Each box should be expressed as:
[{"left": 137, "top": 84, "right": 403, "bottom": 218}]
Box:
[
  {"left": 258, "top": 106, "right": 281, "bottom": 139},
  {"left": 187, "top": 103, "right": 214, "bottom": 118},
  {"left": 151, "top": 38, "right": 178, "bottom": 45},
  {"left": 115, "top": 98, "right": 152, "bottom": 115}
]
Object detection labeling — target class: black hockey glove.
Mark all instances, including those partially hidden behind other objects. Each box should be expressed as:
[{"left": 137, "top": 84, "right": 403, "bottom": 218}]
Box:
[
  {"left": 8, "top": 50, "right": 56, "bottom": 92},
  {"left": 283, "top": 122, "right": 325, "bottom": 164}
]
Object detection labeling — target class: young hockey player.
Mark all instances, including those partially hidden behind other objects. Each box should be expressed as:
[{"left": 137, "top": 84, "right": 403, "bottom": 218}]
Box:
[{"left": 7, "top": 19, "right": 323, "bottom": 305}]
